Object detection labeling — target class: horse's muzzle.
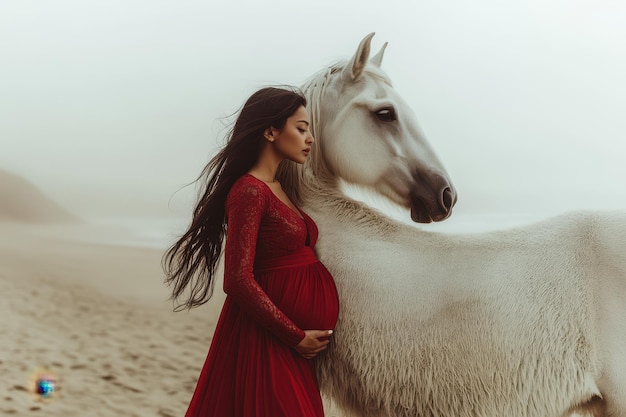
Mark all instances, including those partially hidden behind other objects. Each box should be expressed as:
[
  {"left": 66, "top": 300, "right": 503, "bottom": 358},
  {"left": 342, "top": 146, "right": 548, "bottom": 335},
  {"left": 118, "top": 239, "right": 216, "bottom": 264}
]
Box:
[{"left": 409, "top": 174, "right": 457, "bottom": 223}]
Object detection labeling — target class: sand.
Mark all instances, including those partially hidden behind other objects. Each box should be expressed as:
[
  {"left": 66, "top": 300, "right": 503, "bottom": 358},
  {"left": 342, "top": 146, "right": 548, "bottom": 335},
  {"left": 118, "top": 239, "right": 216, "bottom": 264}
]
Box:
[
  {"left": 1, "top": 221, "right": 211, "bottom": 416},
  {"left": 0, "top": 170, "right": 343, "bottom": 417}
]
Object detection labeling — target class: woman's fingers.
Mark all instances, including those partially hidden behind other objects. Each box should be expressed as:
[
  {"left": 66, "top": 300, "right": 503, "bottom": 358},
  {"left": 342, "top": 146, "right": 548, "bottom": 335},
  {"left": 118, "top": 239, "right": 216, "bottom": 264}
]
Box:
[
  {"left": 295, "top": 329, "right": 334, "bottom": 359},
  {"left": 299, "top": 331, "right": 330, "bottom": 347},
  {"left": 315, "top": 341, "right": 329, "bottom": 350},
  {"left": 308, "top": 329, "right": 333, "bottom": 339}
]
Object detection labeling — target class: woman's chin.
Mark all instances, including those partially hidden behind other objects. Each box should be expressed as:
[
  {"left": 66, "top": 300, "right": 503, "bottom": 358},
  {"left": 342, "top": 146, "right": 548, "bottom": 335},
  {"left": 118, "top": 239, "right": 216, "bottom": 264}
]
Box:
[{"left": 290, "top": 156, "right": 307, "bottom": 165}]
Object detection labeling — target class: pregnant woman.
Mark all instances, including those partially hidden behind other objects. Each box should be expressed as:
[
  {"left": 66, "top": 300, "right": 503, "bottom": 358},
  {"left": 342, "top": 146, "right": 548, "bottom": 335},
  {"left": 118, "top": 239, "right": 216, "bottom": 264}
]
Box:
[{"left": 163, "top": 86, "right": 340, "bottom": 417}]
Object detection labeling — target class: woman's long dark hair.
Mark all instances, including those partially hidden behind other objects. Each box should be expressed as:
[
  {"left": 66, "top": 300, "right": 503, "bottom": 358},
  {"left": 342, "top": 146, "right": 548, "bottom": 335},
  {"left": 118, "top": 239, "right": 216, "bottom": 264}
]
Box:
[{"left": 163, "top": 86, "right": 307, "bottom": 311}]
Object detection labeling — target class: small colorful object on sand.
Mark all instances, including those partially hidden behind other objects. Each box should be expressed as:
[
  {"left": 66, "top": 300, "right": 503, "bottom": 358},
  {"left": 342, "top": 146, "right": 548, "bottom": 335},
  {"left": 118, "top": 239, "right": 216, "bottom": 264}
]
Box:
[
  {"left": 30, "top": 368, "right": 58, "bottom": 401},
  {"left": 36, "top": 377, "right": 56, "bottom": 397}
]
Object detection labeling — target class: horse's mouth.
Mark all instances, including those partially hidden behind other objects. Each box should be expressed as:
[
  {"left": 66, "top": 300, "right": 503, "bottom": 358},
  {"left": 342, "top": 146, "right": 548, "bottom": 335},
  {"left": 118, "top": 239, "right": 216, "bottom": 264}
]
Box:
[
  {"left": 410, "top": 205, "right": 433, "bottom": 223},
  {"left": 411, "top": 207, "right": 436, "bottom": 223},
  {"left": 410, "top": 206, "right": 454, "bottom": 223}
]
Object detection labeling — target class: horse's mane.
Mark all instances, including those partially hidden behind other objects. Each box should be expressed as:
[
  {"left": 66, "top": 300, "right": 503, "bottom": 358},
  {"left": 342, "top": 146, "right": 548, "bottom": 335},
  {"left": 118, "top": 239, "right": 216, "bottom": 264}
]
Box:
[{"left": 276, "top": 62, "right": 342, "bottom": 205}]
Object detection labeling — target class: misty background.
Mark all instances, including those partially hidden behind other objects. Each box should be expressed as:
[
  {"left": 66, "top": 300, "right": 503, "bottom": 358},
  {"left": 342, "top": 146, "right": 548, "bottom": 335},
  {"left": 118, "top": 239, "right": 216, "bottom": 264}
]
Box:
[{"left": 2, "top": 0, "right": 625, "bottom": 243}]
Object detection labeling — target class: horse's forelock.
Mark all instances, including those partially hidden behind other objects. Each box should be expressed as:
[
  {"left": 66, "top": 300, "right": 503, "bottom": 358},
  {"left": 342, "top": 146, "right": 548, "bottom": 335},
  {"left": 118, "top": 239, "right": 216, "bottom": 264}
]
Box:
[
  {"left": 302, "top": 62, "right": 344, "bottom": 136},
  {"left": 298, "top": 63, "right": 343, "bottom": 188}
]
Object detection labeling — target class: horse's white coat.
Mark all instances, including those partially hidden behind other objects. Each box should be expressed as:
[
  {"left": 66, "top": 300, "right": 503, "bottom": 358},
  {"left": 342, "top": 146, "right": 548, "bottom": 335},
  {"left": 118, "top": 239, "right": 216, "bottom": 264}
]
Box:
[{"left": 285, "top": 33, "right": 626, "bottom": 417}]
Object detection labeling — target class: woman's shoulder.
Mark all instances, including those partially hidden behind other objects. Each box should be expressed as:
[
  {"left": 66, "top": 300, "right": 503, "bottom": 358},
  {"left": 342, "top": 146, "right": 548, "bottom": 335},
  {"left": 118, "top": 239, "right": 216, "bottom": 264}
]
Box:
[{"left": 226, "top": 174, "right": 269, "bottom": 207}]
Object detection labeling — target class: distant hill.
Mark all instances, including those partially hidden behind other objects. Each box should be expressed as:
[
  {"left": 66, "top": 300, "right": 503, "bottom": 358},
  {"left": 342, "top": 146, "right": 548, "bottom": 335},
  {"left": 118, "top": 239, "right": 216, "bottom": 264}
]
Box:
[{"left": 0, "top": 169, "right": 78, "bottom": 223}]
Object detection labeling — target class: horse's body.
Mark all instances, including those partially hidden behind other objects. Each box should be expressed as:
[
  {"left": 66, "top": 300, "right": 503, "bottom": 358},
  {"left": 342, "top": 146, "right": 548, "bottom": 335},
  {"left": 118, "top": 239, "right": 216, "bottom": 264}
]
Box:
[{"left": 282, "top": 33, "right": 626, "bottom": 416}]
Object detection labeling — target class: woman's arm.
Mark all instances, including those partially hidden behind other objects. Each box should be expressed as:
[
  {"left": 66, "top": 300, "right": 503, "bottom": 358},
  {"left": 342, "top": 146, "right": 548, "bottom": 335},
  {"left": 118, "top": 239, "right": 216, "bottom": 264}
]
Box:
[{"left": 223, "top": 180, "right": 306, "bottom": 347}]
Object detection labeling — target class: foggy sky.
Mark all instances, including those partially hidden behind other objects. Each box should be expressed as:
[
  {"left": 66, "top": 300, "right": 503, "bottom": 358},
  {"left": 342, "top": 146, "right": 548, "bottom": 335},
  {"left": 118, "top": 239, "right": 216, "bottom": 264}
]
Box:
[{"left": 1, "top": 0, "right": 625, "bottom": 220}]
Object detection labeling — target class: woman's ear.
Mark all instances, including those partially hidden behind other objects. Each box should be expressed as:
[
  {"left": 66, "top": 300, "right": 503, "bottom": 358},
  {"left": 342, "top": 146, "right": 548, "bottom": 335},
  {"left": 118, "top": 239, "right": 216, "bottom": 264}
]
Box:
[{"left": 264, "top": 127, "right": 275, "bottom": 142}]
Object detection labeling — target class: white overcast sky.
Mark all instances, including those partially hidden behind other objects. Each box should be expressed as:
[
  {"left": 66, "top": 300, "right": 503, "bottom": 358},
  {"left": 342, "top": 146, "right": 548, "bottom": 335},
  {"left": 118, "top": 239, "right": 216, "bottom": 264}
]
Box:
[{"left": 1, "top": 0, "right": 625, "bottom": 220}]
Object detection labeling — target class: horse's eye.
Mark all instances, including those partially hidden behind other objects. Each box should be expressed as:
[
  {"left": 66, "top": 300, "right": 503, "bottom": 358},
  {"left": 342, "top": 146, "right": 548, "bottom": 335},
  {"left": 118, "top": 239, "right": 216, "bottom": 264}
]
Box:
[{"left": 375, "top": 108, "right": 397, "bottom": 122}]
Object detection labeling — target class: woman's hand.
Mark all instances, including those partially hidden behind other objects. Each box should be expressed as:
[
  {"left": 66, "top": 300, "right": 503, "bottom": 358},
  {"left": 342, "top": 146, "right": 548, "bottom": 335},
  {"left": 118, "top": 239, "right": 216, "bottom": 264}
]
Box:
[{"left": 294, "top": 330, "right": 333, "bottom": 359}]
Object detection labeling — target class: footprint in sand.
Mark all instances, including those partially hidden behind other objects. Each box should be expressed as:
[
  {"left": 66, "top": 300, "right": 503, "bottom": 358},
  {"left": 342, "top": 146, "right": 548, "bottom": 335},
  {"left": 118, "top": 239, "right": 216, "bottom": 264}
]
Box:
[{"left": 123, "top": 366, "right": 137, "bottom": 375}]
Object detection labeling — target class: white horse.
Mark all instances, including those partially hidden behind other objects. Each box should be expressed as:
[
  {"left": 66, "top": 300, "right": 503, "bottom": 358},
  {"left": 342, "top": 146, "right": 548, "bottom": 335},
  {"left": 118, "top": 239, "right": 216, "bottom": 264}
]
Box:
[{"left": 277, "top": 33, "right": 626, "bottom": 417}]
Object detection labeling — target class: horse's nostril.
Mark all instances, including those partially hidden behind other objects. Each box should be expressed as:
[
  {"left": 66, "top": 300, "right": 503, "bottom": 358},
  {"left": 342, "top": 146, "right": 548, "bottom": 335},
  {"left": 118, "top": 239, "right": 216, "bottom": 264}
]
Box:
[{"left": 441, "top": 187, "right": 454, "bottom": 212}]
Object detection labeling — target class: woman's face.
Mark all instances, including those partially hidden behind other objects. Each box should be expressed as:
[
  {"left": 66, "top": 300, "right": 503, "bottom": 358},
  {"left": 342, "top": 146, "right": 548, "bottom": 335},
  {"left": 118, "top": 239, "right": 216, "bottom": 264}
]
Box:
[{"left": 270, "top": 105, "right": 314, "bottom": 164}]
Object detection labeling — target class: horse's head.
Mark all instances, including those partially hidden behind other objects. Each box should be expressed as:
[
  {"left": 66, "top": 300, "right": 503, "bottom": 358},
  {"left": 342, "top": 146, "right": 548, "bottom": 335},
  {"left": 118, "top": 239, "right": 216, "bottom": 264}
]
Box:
[{"left": 302, "top": 33, "right": 457, "bottom": 223}]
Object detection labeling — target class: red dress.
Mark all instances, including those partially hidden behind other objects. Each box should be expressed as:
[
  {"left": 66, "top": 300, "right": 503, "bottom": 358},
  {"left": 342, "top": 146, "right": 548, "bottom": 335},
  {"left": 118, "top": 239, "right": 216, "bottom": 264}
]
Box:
[{"left": 184, "top": 174, "right": 340, "bottom": 417}]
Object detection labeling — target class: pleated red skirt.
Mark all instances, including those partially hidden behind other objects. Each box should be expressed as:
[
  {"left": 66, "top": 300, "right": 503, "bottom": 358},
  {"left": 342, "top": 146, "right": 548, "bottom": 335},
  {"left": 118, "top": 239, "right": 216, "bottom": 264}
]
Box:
[{"left": 184, "top": 247, "right": 339, "bottom": 417}]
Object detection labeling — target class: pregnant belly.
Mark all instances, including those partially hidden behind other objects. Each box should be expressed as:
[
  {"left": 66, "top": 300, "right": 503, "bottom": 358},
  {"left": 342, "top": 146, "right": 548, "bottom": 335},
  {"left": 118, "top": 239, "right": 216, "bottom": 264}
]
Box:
[{"left": 257, "top": 262, "right": 339, "bottom": 331}]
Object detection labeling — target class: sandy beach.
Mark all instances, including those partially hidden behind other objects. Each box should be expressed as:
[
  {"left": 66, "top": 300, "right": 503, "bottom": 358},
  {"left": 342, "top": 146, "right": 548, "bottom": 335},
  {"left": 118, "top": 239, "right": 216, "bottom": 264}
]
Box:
[
  {"left": 1, "top": 222, "right": 213, "bottom": 416},
  {"left": 0, "top": 171, "right": 345, "bottom": 417}
]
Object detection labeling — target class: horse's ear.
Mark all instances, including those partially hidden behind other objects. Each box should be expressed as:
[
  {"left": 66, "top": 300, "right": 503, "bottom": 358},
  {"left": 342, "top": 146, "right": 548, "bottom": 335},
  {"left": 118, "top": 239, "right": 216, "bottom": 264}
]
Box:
[
  {"left": 370, "top": 41, "right": 388, "bottom": 67},
  {"left": 342, "top": 32, "right": 375, "bottom": 83}
]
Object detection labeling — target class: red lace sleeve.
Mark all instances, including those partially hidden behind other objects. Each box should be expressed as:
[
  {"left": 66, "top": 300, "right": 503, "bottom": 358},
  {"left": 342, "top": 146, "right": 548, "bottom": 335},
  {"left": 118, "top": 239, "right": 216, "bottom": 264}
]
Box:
[{"left": 223, "top": 179, "right": 306, "bottom": 347}]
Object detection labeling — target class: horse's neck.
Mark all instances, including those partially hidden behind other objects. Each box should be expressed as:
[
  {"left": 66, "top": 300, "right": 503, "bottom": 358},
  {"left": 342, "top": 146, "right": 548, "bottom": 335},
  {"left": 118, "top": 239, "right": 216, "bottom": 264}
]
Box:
[{"left": 301, "top": 175, "right": 402, "bottom": 235}]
